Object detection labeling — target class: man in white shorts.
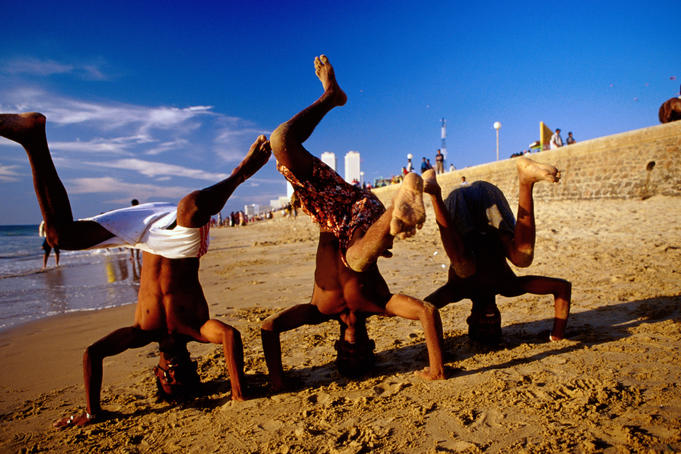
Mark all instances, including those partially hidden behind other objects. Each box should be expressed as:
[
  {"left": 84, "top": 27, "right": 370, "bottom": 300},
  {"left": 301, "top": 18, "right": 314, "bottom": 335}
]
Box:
[{"left": 0, "top": 112, "right": 271, "bottom": 427}]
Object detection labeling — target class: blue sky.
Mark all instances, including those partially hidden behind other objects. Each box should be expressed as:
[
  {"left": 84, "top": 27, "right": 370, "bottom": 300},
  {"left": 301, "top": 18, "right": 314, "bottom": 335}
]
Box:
[{"left": 1, "top": 0, "right": 679, "bottom": 224}]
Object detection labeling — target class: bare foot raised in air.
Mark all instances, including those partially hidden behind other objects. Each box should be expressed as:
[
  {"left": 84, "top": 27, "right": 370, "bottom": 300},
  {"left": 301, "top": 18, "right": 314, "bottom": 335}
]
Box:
[
  {"left": 233, "top": 135, "right": 272, "bottom": 180},
  {"left": 0, "top": 112, "right": 46, "bottom": 145},
  {"left": 422, "top": 169, "right": 441, "bottom": 196},
  {"left": 314, "top": 55, "right": 347, "bottom": 107},
  {"left": 390, "top": 172, "right": 426, "bottom": 239},
  {"left": 517, "top": 157, "right": 561, "bottom": 185}
]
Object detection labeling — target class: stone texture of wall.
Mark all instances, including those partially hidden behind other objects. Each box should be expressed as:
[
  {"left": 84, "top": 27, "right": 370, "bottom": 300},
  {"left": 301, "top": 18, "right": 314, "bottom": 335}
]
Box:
[{"left": 373, "top": 121, "right": 681, "bottom": 206}]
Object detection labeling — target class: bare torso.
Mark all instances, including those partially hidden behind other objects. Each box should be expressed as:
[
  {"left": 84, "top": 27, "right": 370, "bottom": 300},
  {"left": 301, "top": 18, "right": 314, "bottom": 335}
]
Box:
[
  {"left": 134, "top": 251, "right": 209, "bottom": 338},
  {"left": 310, "top": 232, "right": 391, "bottom": 342}
]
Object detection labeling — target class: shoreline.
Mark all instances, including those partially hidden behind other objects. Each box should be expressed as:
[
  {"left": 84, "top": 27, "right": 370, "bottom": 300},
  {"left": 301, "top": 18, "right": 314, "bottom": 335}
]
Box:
[{"left": 1, "top": 196, "right": 680, "bottom": 452}]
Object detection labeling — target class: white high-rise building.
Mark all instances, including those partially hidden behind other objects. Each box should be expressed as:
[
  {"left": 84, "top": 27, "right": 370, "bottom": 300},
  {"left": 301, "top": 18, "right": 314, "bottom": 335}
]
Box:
[
  {"left": 321, "top": 152, "right": 336, "bottom": 171},
  {"left": 244, "top": 204, "right": 259, "bottom": 217},
  {"left": 344, "top": 150, "right": 360, "bottom": 184}
]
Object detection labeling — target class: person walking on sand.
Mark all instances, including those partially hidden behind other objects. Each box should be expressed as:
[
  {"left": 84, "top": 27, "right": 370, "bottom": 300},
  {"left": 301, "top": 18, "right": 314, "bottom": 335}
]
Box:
[
  {"left": 39, "top": 220, "right": 60, "bottom": 269},
  {"left": 261, "top": 55, "right": 445, "bottom": 389},
  {"left": 0, "top": 112, "right": 271, "bottom": 427},
  {"left": 421, "top": 157, "right": 571, "bottom": 345}
]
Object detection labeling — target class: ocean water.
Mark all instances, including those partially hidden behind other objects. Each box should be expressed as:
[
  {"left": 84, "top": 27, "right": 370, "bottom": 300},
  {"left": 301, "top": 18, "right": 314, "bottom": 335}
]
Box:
[{"left": 0, "top": 225, "right": 140, "bottom": 331}]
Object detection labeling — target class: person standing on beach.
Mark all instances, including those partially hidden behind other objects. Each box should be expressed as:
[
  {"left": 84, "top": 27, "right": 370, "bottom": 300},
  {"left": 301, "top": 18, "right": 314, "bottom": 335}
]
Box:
[
  {"left": 550, "top": 128, "right": 563, "bottom": 149},
  {"left": 128, "top": 199, "right": 142, "bottom": 266},
  {"left": 0, "top": 112, "right": 271, "bottom": 426},
  {"left": 260, "top": 55, "right": 445, "bottom": 389},
  {"left": 421, "top": 157, "right": 571, "bottom": 345},
  {"left": 39, "top": 220, "right": 59, "bottom": 269},
  {"left": 435, "top": 149, "right": 445, "bottom": 174}
]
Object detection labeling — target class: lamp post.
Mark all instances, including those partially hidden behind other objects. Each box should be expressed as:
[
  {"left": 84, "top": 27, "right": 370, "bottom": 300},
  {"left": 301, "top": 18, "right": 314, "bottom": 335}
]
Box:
[{"left": 493, "top": 121, "right": 501, "bottom": 161}]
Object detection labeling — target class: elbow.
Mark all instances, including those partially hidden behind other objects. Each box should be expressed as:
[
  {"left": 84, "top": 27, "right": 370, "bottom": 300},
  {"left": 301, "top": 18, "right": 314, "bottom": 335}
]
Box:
[{"left": 261, "top": 317, "right": 276, "bottom": 334}]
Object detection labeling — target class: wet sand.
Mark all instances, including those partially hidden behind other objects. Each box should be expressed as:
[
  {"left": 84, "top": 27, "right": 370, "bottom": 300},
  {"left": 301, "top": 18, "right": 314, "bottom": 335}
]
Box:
[{"left": 1, "top": 195, "right": 680, "bottom": 453}]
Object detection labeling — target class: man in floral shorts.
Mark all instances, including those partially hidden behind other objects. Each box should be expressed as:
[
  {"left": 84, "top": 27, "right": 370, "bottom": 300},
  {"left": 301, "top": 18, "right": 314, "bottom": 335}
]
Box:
[{"left": 261, "top": 55, "right": 446, "bottom": 388}]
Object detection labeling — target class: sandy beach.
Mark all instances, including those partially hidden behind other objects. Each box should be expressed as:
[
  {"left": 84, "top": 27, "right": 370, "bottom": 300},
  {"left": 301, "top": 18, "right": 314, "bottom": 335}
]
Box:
[{"left": 1, "top": 194, "right": 680, "bottom": 453}]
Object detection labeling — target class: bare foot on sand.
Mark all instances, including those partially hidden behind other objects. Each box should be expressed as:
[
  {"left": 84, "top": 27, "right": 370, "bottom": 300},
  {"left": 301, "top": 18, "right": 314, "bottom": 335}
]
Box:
[
  {"left": 415, "top": 366, "right": 445, "bottom": 381},
  {"left": 390, "top": 172, "right": 426, "bottom": 239},
  {"left": 422, "top": 169, "right": 440, "bottom": 196},
  {"left": 0, "top": 112, "right": 46, "bottom": 145},
  {"left": 233, "top": 135, "right": 271, "bottom": 180},
  {"left": 517, "top": 157, "right": 561, "bottom": 184},
  {"left": 314, "top": 55, "right": 347, "bottom": 107}
]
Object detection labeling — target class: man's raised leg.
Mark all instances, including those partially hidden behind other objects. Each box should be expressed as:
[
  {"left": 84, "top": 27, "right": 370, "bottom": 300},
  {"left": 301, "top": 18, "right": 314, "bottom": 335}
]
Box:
[
  {"left": 0, "top": 113, "right": 113, "bottom": 249},
  {"left": 504, "top": 157, "right": 561, "bottom": 267},
  {"left": 422, "top": 169, "right": 476, "bottom": 277},
  {"left": 345, "top": 173, "right": 427, "bottom": 272},
  {"left": 177, "top": 135, "right": 271, "bottom": 228},
  {"left": 269, "top": 54, "right": 347, "bottom": 179}
]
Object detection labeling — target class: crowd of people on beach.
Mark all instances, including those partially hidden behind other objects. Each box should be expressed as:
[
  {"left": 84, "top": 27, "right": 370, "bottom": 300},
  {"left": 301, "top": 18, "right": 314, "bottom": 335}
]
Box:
[{"left": 0, "top": 55, "right": 572, "bottom": 429}]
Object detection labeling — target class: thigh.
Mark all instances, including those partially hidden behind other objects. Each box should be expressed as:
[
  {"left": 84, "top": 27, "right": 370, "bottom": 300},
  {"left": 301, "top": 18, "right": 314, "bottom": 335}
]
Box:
[
  {"left": 50, "top": 220, "right": 115, "bottom": 250},
  {"left": 498, "top": 275, "right": 564, "bottom": 297},
  {"left": 424, "top": 280, "right": 467, "bottom": 309}
]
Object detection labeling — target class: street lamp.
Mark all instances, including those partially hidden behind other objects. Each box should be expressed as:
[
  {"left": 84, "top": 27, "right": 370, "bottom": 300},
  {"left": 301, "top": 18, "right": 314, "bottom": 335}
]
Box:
[{"left": 493, "top": 121, "right": 502, "bottom": 161}]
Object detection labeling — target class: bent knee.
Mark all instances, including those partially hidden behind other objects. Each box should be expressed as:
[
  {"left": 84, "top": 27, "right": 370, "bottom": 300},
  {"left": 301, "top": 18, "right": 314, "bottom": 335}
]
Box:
[
  {"left": 261, "top": 317, "right": 276, "bottom": 333},
  {"left": 269, "top": 123, "right": 293, "bottom": 154},
  {"left": 509, "top": 250, "right": 534, "bottom": 268},
  {"left": 177, "top": 191, "right": 201, "bottom": 221},
  {"left": 223, "top": 325, "right": 241, "bottom": 342},
  {"left": 422, "top": 301, "right": 438, "bottom": 316}
]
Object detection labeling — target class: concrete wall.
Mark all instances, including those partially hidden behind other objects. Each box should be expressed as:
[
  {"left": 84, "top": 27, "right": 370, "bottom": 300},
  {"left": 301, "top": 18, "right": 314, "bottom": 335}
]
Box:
[{"left": 373, "top": 121, "right": 681, "bottom": 205}]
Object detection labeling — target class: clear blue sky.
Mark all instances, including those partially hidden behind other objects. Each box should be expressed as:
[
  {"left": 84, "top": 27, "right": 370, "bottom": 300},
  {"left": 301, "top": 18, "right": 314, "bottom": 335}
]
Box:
[{"left": 1, "top": 0, "right": 679, "bottom": 224}]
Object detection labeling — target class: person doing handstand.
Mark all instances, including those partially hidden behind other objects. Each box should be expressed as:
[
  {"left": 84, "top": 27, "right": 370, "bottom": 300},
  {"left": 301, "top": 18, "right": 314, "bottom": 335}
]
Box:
[
  {"left": 422, "top": 157, "right": 571, "bottom": 344},
  {"left": 260, "top": 55, "right": 445, "bottom": 389},
  {"left": 0, "top": 112, "right": 271, "bottom": 427}
]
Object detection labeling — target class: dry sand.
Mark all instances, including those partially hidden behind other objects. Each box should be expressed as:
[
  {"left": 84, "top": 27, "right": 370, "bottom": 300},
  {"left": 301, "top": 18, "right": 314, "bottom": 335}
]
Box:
[{"left": 1, "top": 195, "right": 680, "bottom": 453}]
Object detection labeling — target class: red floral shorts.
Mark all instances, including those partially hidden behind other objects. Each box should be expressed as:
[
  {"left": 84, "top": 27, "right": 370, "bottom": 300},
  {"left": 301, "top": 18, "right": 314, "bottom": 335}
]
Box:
[{"left": 277, "top": 156, "right": 385, "bottom": 256}]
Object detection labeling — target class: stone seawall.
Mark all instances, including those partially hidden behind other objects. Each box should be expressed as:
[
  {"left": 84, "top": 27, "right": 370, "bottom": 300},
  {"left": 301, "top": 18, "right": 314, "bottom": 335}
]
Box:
[{"left": 373, "top": 121, "right": 681, "bottom": 206}]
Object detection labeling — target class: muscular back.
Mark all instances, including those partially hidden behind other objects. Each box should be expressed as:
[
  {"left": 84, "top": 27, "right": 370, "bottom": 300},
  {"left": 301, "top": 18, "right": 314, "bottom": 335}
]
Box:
[
  {"left": 312, "top": 232, "right": 391, "bottom": 316},
  {"left": 134, "top": 251, "right": 209, "bottom": 336}
]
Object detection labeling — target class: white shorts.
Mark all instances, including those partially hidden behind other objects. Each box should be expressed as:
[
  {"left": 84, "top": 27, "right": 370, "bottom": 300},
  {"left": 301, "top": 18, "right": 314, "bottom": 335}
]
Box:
[{"left": 85, "top": 202, "right": 210, "bottom": 259}]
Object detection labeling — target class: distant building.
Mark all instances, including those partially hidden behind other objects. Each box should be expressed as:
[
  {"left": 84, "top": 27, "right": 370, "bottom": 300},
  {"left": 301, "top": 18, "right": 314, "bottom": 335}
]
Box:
[
  {"left": 344, "top": 150, "right": 360, "bottom": 184},
  {"left": 321, "top": 151, "right": 336, "bottom": 171},
  {"left": 244, "top": 204, "right": 259, "bottom": 217},
  {"left": 269, "top": 196, "right": 291, "bottom": 210}
]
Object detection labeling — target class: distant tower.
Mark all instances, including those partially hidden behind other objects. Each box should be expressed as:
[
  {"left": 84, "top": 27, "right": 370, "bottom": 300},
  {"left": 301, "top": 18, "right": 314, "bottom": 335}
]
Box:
[
  {"left": 321, "top": 151, "right": 336, "bottom": 171},
  {"left": 440, "top": 118, "right": 447, "bottom": 161},
  {"left": 344, "top": 151, "right": 361, "bottom": 184}
]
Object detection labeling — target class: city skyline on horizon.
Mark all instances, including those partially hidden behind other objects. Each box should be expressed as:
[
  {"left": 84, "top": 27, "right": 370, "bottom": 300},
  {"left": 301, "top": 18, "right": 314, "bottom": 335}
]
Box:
[{"left": 1, "top": 1, "right": 678, "bottom": 224}]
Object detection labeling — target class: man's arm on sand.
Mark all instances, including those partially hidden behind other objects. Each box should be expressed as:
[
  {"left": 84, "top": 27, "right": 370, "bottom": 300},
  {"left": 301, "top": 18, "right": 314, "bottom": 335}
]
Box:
[
  {"left": 53, "top": 327, "right": 156, "bottom": 428},
  {"left": 199, "top": 320, "right": 246, "bottom": 401},
  {"left": 261, "top": 304, "right": 330, "bottom": 391},
  {"left": 384, "top": 294, "right": 446, "bottom": 380}
]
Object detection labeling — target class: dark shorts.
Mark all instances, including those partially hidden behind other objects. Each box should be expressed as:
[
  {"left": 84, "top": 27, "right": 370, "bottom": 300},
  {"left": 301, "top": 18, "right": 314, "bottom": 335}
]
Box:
[
  {"left": 277, "top": 156, "right": 385, "bottom": 255},
  {"left": 444, "top": 181, "right": 515, "bottom": 239},
  {"left": 42, "top": 239, "right": 59, "bottom": 254}
]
